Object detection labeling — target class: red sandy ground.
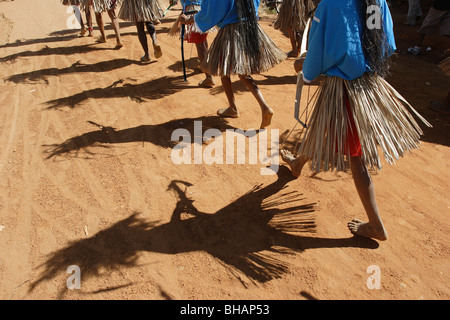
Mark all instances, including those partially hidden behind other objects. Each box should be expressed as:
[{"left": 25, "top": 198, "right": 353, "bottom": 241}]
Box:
[{"left": 0, "top": 0, "right": 448, "bottom": 300}]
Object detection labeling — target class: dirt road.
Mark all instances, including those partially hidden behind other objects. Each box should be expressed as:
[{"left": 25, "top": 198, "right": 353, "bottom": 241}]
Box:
[{"left": 0, "top": 0, "right": 449, "bottom": 300}]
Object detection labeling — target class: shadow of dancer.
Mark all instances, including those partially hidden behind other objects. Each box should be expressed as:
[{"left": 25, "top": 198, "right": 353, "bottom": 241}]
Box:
[
  {"left": 5, "top": 59, "right": 140, "bottom": 84},
  {"left": 0, "top": 43, "right": 115, "bottom": 63},
  {"left": 42, "top": 115, "right": 239, "bottom": 159},
  {"left": 43, "top": 73, "right": 198, "bottom": 110},
  {"left": 28, "top": 167, "right": 378, "bottom": 297}
]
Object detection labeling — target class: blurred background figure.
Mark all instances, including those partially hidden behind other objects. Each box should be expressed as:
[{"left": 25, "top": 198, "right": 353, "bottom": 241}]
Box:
[{"left": 405, "top": 0, "right": 423, "bottom": 25}]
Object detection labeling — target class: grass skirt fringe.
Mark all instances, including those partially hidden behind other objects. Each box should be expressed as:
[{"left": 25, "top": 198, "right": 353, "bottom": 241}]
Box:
[
  {"left": 118, "top": 0, "right": 165, "bottom": 22},
  {"left": 80, "top": 0, "right": 122, "bottom": 13},
  {"left": 274, "top": 0, "right": 315, "bottom": 33},
  {"left": 201, "top": 22, "right": 287, "bottom": 77},
  {"left": 296, "top": 74, "right": 432, "bottom": 172},
  {"left": 61, "top": 0, "right": 82, "bottom": 5}
]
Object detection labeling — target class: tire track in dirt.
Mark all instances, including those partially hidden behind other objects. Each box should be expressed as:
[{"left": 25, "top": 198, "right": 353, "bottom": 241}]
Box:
[
  {"left": 55, "top": 55, "right": 133, "bottom": 211},
  {"left": 35, "top": 54, "right": 116, "bottom": 225},
  {"left": 0, "top": 82, "right": 20, "bottom": 177},
  {"left": 0, "top": 58, "right": 37, "bottom": 298},
  {"left": 0, "top": 46, "right": 105, "bottom": 297},
  {"left": 43, "top": 43, "right": 173, "bottom": 214},
  {"left": 32, "top": 45, "right": 157, "bottom": 257},
  {"left": 29, "top": 29, "right": 188, "bottom": 296},
  {"left": 16, "top": 47, "right": 123, "bottom": 294}
]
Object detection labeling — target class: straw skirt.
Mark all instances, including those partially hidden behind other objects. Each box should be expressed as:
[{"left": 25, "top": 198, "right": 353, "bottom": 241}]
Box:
[
  {"left": 61, "top": 0, "right": 82, "bottom": 5},
  {"left": 118, "top": 0, "right": 165, "bottom": 22},
  {"left": 80, "top": 0, "right": 121, "bottom": 13},
  {"left": 274, "top": 0, "right": 315, "bottom": 33},
  {"left": 296, "top": 74, "right": 431, "bottom": 172},
  {"left": 201, "top": 22, "right": 287, "bottom": 77}
]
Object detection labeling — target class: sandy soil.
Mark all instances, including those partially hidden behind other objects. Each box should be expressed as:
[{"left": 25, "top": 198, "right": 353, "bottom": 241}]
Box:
[{"left": 0, "top": 0, "right": 449, "bottom": 300}]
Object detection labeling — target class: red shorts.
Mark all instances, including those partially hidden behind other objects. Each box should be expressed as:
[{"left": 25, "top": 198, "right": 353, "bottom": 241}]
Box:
[
  {"left": 185, "top": 31, "right": 207, "bottom": 44},
  {"left": 343, "top": 91, "right": 362, "bottom": 157}
]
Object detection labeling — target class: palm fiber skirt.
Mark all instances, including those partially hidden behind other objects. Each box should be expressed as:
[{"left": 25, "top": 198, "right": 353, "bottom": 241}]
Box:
[
  {"left": 201, "top": 22, "right": 287, "bottom": 77},
  {"left": 274, "top": 0, "right": 315, "bottom": 33},
  {"left": 118, "top": 0, "right": 165, "bottom": 22},
  {"left": 80, "top": 0, "right": 121, "bottom": 13},
  {"left": 296, "top": 74, "right": 431, "bottom": 172},
  {"left": 61, "top": 0, "right": 82, "bottom": 5}
]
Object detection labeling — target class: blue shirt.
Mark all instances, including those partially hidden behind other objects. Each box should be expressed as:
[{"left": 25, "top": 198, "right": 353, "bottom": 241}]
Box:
[
  {"left": 194, "top": 0, "right": 261, "bottom": 33},
  {"left": 181, "top": 0, "right": 202, "bottom": 9},
  {"left": 303, "top": 0, "right": 396, "bottom": 82}
]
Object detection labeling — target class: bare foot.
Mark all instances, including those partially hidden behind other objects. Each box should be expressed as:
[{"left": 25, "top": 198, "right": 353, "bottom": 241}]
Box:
[
  {"left": 287, "top": 50, "right": 299, "bottom": 58},
  {"left": 217, "top": 107, "right": 239, "bottom": 118},
  {"left": 140, "top": 54, "right": 151, "bottom": 62},
  {"left": 153, "top": 44, "right": 162, "bottom": 58},
  {"left": 347, "top": 218, "right": 388, "bottom": 241},
  {"left": 115, "top": 42, "right": 124, "bottom": 49},
  {"left": 280, "top": 149, "right": 304, "bottom": 178},
  {"left": 198, "top": 77, "right": 215, "bottom": 88},
  {"left": 260, "top": 107, "right": 274, "bottom": 129},
  {"left": 96, "top": 36, "right": 107, "bottom": 43}
]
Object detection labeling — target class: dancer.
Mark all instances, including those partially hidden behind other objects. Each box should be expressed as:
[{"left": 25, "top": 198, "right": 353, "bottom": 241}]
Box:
[
  {"left": 169, "top": 0, "right": 215, "bottom": 87},
  {"left": 405, "top": 0, "right": 423, "bottom": 26},
  {"left": 281, "top": 0, "right": 431, "bottom": 240},
  {"left": 274, "top": 0, "right": 316, "bottom": 57},
  {"left": 407, "top": 0, "right": 450, "bottom": 55},
  {"left": 81, "top": 0, "right": 123, "bottom": 48},
  {"left": 179, "top": 0, "right": 286, "bottom": 129},
  {"left": 118, "top": 0, "right": 164, "bottom": 61}
]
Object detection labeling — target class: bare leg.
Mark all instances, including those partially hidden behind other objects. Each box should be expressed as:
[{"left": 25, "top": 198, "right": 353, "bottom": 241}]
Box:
[
  {"left": 78, "top": 10, "right": 86, "bottom": 36},
  {"left": 85, "top": 6, "right": 94, "bottom": 36},
  {"left": 287, "top": 30, "right": 300, "bottom": 57},
  {"left": 295, "top": 30, "right": 302, "bottom": 53},
  {"left": 145, "top": 21, "right": 162, "bottom": 58},
  {"left": 95, "top": 13, "right": 106, "bottom": 43},
  {"left": 196, "top": 41, "right": 207, "bottom": 63},
  {"left": 238, "top": 75, "right": 273, "bottom": 129},
  {"left": 217, "top": 76, "right": 239, "bottom": 118},
  {"left": 136, "top": 22, "right": 150, "bottom": 61},
  {"left": 196, "top": 40, "right": 214, "bottom": 87},
  {"left": 405, "top": 0, "right": 422, "bottom": 25},
  {"left": 347, "top": 156, "right": 388, "bottom": 241},
  {"left": 107, "top": 8, "right": 123, "bottom": 47},
  {"left": 145, "top": 21, "right": 157, "bottom": 44}
]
